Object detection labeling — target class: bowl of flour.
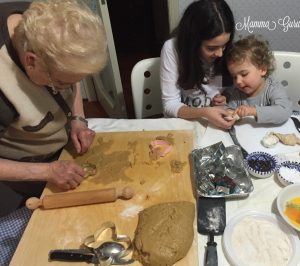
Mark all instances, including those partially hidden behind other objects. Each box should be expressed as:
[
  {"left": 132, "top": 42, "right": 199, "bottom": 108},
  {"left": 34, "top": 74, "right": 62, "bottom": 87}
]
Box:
[{"left": 222, "top": 210, "right": 300, "bottom": 266}]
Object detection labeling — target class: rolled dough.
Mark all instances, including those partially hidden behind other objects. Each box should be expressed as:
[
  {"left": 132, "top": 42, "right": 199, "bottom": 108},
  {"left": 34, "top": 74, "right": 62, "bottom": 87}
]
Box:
[{"left": 133, "top": 201, "right": 195, "bottom": 266}]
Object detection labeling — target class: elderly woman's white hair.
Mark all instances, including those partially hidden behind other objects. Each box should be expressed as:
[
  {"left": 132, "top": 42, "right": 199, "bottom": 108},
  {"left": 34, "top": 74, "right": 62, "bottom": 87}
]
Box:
[{"left": 15, "top": 0, "right": 107, "bottom": 74}]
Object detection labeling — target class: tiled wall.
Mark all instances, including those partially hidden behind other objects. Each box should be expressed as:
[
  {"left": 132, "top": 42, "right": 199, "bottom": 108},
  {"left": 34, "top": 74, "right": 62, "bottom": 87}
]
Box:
[{"left": 179, "top": 0, "right": 300, "bottom": 52}]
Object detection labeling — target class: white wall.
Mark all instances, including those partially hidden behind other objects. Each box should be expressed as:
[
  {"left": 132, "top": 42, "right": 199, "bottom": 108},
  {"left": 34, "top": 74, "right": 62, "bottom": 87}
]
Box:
[{"left": 179, "top": 0, "right": 300, "bottom": 52}]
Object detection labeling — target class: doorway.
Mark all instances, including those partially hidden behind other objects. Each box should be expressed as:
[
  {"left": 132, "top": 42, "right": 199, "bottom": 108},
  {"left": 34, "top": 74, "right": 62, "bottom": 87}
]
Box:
[{"left": 107, "top": 0, "right": 170, "bottom": 118}]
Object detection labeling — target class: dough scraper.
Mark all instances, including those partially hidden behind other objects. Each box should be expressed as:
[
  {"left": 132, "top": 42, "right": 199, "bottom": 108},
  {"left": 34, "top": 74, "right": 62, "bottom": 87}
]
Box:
[{"left": 197, "top": 196, "right": 226, "bottom": 266}]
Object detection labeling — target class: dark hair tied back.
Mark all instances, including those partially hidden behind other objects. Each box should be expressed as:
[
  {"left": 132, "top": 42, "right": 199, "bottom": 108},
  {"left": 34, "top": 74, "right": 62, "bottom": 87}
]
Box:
[{"left": 175, "top": 0, "right": 235, "bottom": 90}]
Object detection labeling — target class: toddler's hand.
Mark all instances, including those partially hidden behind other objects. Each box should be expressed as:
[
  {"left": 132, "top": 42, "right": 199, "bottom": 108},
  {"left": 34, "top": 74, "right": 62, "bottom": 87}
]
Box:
[
  {"left": 212, "top": 94, "right": 226, "bottom": 106},
  {"left": 236, "top": 105, "right": 257, "bottom": 117},
  {"left": 224, "top": 108, "right": 240, "bottom": 121}
]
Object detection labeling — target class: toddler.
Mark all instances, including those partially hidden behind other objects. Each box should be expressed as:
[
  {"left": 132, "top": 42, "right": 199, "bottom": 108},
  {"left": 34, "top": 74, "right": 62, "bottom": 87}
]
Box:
[{"left": 225, "top": 35, "right": 292, "bottom": 124}]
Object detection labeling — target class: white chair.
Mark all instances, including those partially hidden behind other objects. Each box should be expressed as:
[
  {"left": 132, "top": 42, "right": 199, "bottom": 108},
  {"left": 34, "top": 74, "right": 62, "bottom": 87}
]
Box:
[
  {"left": 131, "top": 57, "right": 163, "bottom": 118},
  {"left": 273, "top": 51, "right": 300, "bottom": 111}
]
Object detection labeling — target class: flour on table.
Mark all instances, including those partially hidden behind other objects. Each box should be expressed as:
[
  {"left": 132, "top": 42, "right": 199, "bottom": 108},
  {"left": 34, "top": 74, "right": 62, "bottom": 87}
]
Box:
[
  {"left": 149, "top": 181, "right": 163, "bottom": 192},
  {"left": 121, "top": 205, "right": 143, "bottom": 218},
  {"left": 231, "top": 217, "right": 292, "bottom": 266},
  {"left": 198, "top": 206, "right": 225, "bottom": 233}
]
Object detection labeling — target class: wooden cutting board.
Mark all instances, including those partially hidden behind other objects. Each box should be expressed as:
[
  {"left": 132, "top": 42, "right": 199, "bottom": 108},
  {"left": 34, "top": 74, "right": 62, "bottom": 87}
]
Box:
[{"left": 10, "top": 130, "right": 198, "bottom": 266}]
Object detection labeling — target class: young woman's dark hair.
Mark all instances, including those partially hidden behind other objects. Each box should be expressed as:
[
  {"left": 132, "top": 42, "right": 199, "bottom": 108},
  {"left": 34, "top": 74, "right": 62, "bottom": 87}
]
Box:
[{"left": 174, "top": 0, "right": 235, "bottom": 91}]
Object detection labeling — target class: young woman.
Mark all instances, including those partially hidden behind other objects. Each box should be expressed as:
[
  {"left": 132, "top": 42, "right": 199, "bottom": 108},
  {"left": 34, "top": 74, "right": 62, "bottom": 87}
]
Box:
[{"left": 160, "top": 0, "right": 235, "bottom": 128}]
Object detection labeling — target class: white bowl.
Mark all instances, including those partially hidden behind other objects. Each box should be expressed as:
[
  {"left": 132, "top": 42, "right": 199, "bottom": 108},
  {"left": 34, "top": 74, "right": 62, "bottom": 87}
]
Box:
[
  {"left": 222, "top": 210, "right": 300, "bottom": 266},
  {"left": 276, "top": 161, "right": 300, "bottom": 186},
  {"left": 245, "top": 151, "right": 277, "bottom": 178},
  {"left": 277, "top": 184, "right": 300, "bottom": 232}
]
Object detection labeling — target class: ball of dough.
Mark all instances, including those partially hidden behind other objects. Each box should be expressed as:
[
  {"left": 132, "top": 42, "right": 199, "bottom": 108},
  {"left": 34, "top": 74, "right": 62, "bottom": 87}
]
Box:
[
  {"left": 261, "top": 133, "right": 279, "bottom": 148},
  {"left": 133, "top": 201, "right": 195, "bottom": 266},
  {"left": 225, "top": 108, "right": 240, "bottom": 121}
]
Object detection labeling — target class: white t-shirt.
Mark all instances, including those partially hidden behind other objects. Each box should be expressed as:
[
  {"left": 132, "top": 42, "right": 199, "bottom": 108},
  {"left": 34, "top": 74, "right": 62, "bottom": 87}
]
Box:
[{"left": 160, "top": 38, "right": 223, "bottom": 117}]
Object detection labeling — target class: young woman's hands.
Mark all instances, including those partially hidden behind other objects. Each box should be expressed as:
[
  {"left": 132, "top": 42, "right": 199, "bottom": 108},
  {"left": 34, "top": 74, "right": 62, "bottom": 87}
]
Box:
[
  {"left": 212, "top": 94, "right": 227, "bottom": 106},
  {"left": 177, "top": 105, "right": 235, "bottom": 128},
  {"left": 204, "top": 107, "right": 235, "bottom": 128},
  {"left": 70, "top": 120, "right": 96, "bottom": 155}
]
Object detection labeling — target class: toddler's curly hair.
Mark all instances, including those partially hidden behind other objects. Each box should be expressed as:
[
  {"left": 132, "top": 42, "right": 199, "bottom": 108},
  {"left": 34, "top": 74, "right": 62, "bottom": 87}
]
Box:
[{"left": 226, "top": 35, "right": 275, "bottom": 77}]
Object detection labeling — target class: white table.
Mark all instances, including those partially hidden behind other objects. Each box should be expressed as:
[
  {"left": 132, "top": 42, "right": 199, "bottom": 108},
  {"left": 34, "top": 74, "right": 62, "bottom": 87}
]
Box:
[
  {"left": 10, "top": 117, "right": 300, "bottom": 266},
  {"left": 8, "top": 118, "right": 300, "bottom": 266},
  {"left": 198, "top": 120, "right": 300, "bottom": 266},
  {"left": 88, "top": 117, "right": 206, "bottom": 142},
  {"left": 89, "top": 118, "right": 300, "bottom": 266}
]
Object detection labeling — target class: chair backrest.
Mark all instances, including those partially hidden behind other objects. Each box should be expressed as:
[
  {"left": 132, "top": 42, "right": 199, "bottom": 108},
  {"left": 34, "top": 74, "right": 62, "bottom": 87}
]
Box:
[
  {"left": 131, "top": 57, "right": 163, "bottom": 118},
  {"left": 273, "top": 51, "right": 300, "bottom": 111}
]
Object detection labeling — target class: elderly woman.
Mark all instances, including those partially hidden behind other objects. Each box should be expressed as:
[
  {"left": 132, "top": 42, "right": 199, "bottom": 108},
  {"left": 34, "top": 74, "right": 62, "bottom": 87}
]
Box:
[{"left": 0, "top": 0, "right": 107, "bottom": 213}]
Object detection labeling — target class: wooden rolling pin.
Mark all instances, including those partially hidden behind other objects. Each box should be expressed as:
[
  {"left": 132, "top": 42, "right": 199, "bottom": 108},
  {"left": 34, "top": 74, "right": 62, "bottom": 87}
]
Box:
[{"left": 26, "top": 186, "right": 134, "bottom": 210}]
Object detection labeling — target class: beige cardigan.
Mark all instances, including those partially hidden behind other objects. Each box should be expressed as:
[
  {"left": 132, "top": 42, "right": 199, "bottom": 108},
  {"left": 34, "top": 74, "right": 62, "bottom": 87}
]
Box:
[{"left": 0, "top": 45, "right": 75, "bottom": 161}]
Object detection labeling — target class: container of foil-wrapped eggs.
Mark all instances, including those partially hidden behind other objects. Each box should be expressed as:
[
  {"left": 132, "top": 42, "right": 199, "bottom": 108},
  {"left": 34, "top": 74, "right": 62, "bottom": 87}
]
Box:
[{"left": 191, "top": 142, "right": 254, "bottom": 198}]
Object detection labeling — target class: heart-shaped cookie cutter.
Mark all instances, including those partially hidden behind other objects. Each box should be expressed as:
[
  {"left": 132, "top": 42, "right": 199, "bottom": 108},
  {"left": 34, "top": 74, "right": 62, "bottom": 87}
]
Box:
[{"left": 83, "top": 221, "right": 133, "bottom": 265}]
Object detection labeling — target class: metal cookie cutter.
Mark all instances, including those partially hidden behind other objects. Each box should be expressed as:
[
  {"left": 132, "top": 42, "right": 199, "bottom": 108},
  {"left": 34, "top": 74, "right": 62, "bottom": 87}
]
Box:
[
  {"left": 82, "top": 163, "right": 97, "bottom": 178},
  {"left": 149, "top": 138, "right": 173, "bottom": 160},
  {"left": 49, "top": 221, "right": 134, "bottom": 265},
  {"left": 83, "top": 221, "right": 134, "bottom": 266}
]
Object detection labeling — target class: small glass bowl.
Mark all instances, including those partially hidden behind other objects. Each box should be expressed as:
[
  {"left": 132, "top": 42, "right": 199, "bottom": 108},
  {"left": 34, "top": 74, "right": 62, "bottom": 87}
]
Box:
[
  {"left": 276, "top": 161, "right": 300, "bottom": 186},
  {"left": 277, "top": 183, "right": 300, "bottom": 231},
  {"left": 245, "top": 151, "right": 277, "bottom": 178}
]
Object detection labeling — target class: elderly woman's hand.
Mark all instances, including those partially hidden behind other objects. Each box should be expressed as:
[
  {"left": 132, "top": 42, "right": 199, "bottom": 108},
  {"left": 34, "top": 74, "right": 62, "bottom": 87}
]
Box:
[
  {"left": 47, "top": 160, "right": 85, "bottom": 190},
  {"left": 70, "top": 120, "right": 96, "bottom": 155}
]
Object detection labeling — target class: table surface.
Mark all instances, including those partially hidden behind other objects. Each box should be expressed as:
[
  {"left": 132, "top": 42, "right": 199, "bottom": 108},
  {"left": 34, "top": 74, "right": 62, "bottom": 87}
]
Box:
[{"left": 10, "top": 118, "right": 300, "bottom": 266}]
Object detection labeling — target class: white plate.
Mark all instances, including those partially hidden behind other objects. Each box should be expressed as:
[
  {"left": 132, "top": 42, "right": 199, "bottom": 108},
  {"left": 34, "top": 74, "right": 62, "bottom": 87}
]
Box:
[
  {"left": 200, "top": 117, "right": 300, "bottom": 156},
  {"left": 235, "top": 116, "right": 300, "bottom": 156},
  {"left": 222, "top": 210, "right": 300, "bottom": 266}
]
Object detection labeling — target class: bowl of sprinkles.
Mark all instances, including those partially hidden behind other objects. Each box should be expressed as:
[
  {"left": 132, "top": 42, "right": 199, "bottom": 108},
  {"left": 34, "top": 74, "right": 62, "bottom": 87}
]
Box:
[
  {"left": 277, "top": 184, "right": 300, "bottom": 231},
  {"left": 276, "top": 161, "right": 300, "bottom": 186},
  {"left": 245, "top": 151, "right": 277, "bottom": 178}
]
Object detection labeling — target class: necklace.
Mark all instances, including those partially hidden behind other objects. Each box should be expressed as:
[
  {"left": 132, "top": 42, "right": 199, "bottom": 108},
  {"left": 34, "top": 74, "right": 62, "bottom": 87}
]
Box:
[
  {"left": 203, "top": 64, "right": 215, "bottom": 84},
  {"left": 47, "top": 73, "right": 58, "bottom": 94}
]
